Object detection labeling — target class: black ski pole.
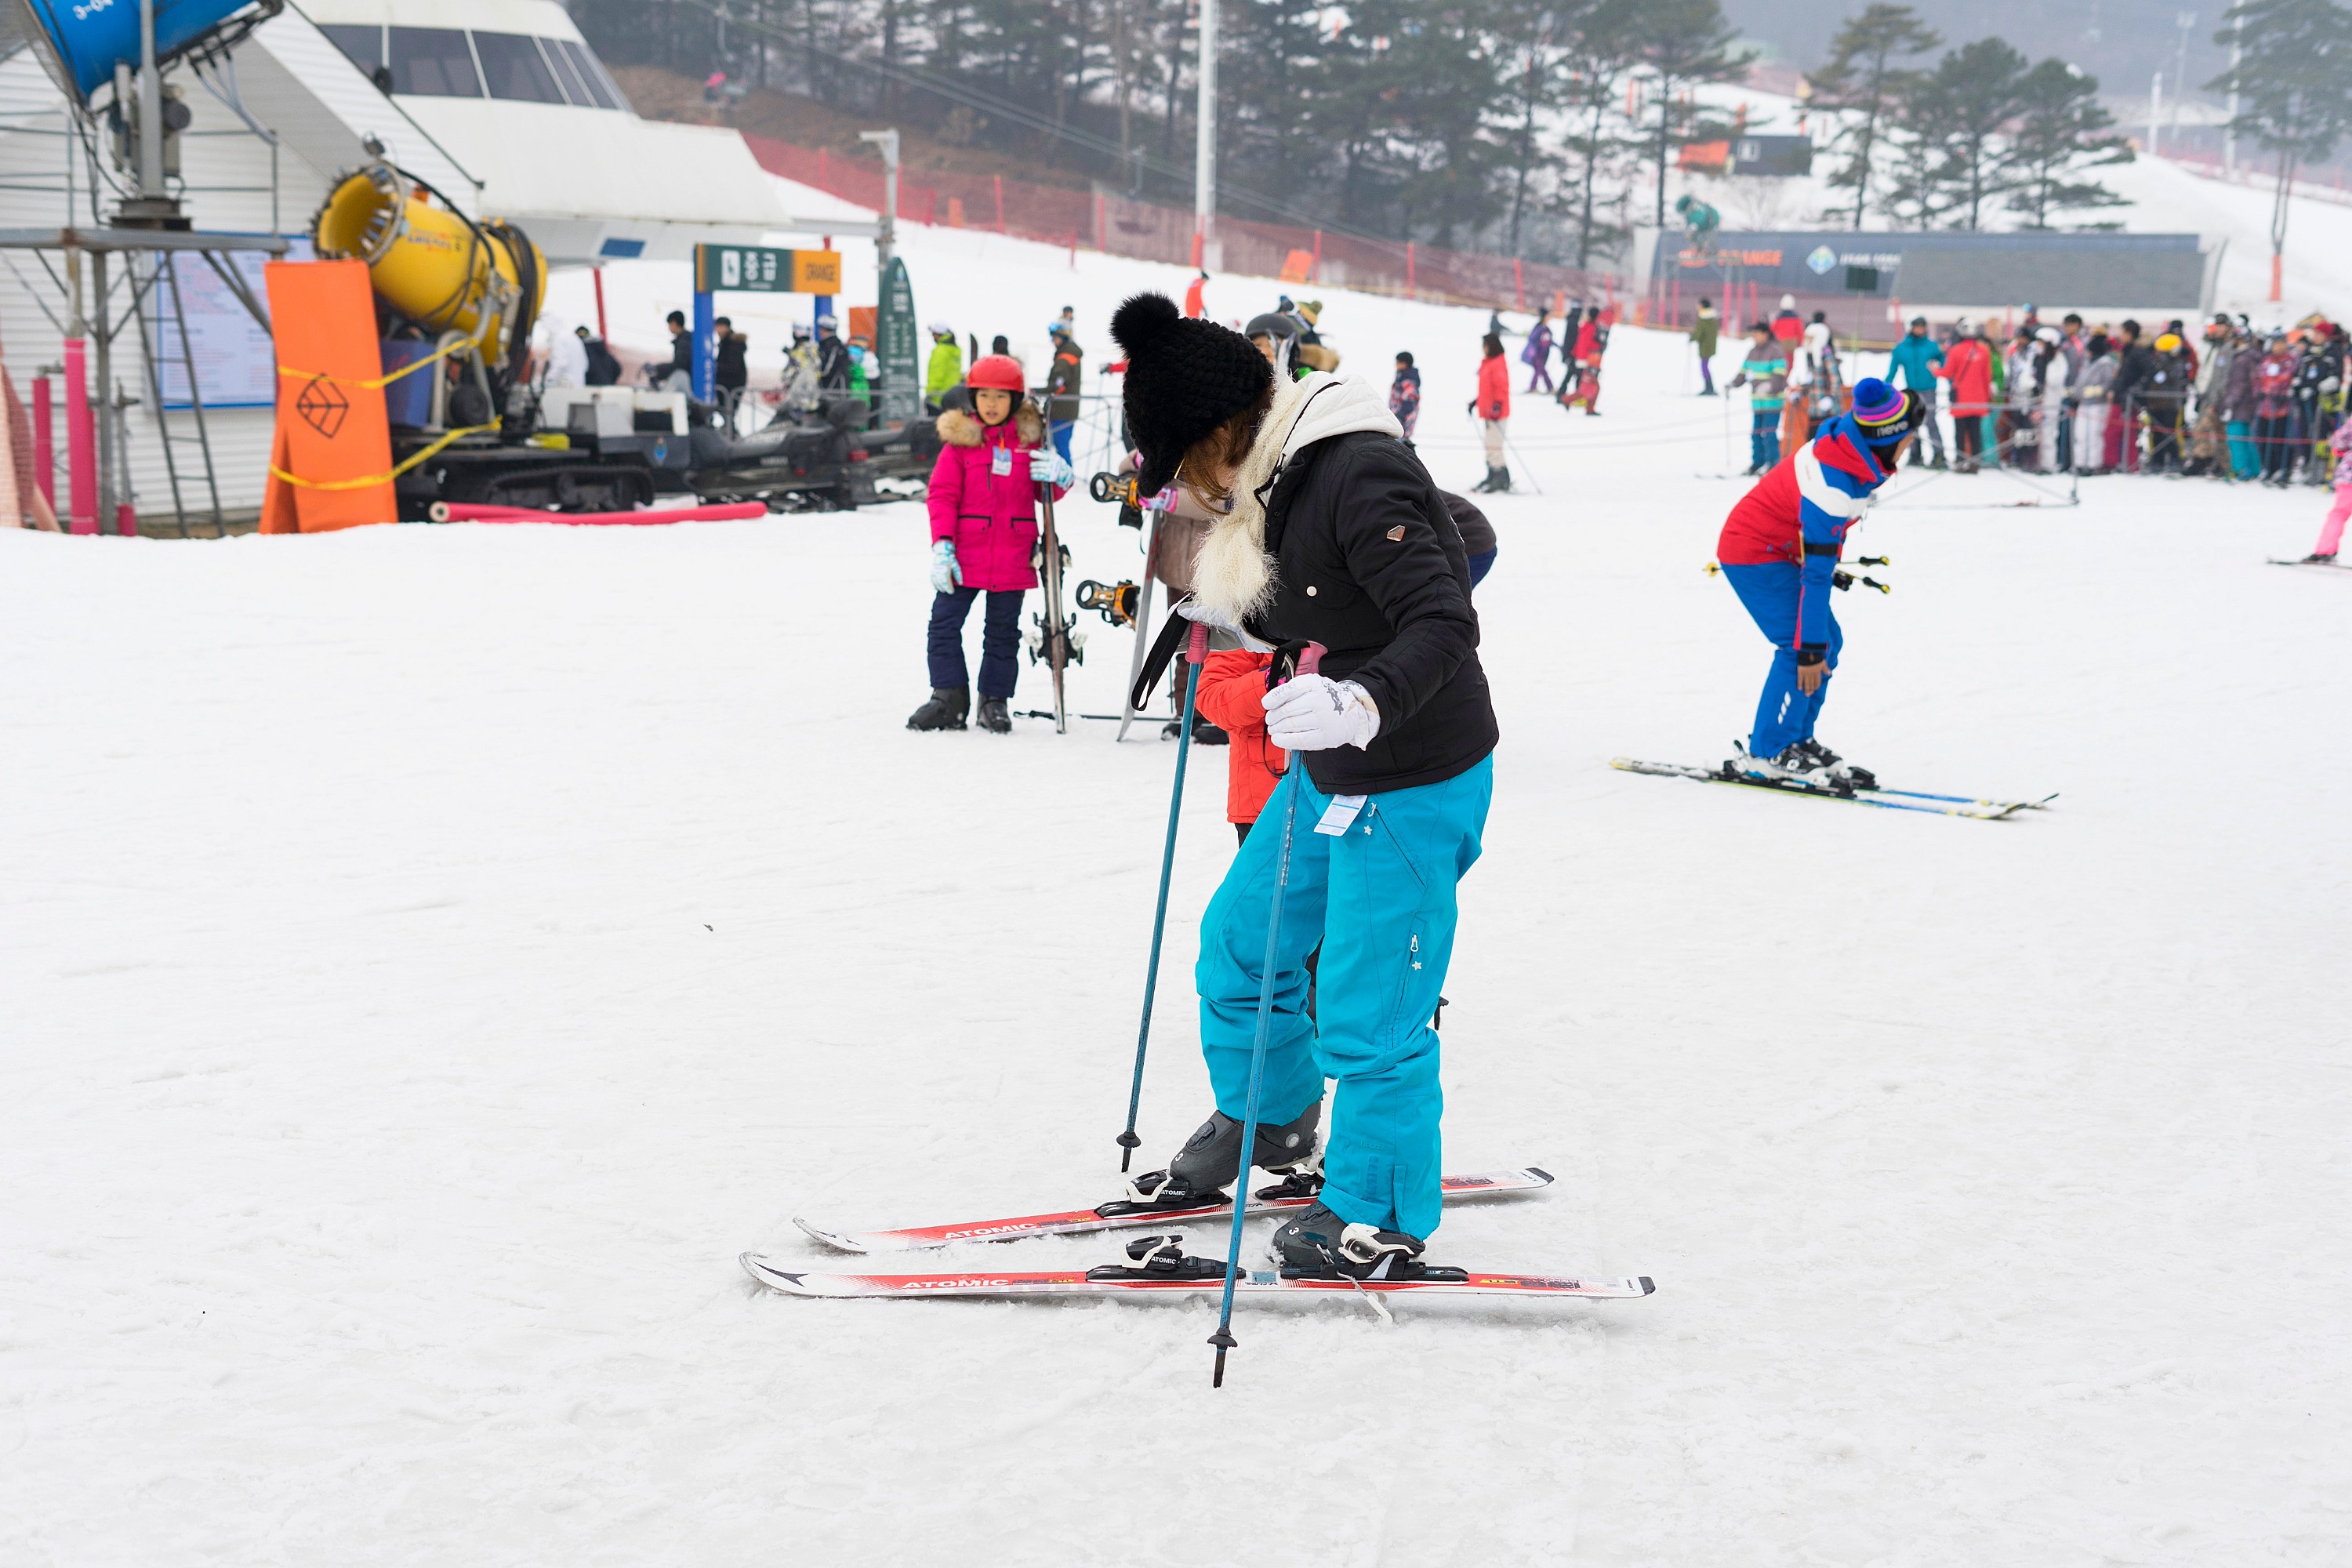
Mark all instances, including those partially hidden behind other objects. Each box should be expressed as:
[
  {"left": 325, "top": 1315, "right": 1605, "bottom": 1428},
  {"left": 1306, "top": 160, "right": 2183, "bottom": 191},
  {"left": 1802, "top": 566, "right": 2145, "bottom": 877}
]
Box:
[
  {"left": 1117, "top": 620, "right": 1208, "bottom": 1171},
  {"left": 1210, "top": 641, "right": 1323, "bottom": 1388}
]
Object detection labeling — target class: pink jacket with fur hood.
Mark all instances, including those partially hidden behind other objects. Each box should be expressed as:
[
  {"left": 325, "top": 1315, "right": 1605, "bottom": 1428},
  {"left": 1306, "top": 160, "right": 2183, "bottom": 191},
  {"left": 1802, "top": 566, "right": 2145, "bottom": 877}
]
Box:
[{"left": 927, "top": 404, "right": 1070, "bottom": 592}]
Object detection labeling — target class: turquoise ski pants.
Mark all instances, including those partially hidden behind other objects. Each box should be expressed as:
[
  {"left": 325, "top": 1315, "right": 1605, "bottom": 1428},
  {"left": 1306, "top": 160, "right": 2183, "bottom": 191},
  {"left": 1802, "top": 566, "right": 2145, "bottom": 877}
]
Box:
[{"left": 1194, "top": 753, "right": 1494, "bottom": 1240}]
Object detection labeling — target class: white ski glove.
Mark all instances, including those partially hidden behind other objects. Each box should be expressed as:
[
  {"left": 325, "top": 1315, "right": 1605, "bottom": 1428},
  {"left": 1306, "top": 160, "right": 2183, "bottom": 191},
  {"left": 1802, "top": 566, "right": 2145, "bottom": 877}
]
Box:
[
  {"left": 1035, "top": 449, "right": 1077, "bottom": 490},
  {"left": 1263, "top": 675, "right": 1380, "bottom": 751},
  {"left": 1175, "top": 597, "right": 1275, "bottom": 653},
  {"left": 929, "top": 539, "right": 963, "bottom": 594}
]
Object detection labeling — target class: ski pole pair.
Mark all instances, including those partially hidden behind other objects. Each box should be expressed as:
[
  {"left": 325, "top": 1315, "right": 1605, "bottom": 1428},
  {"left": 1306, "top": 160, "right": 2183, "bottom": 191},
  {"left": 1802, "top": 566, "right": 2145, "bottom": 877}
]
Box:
[{"left": 1110, "top": 627, "right": 1328, "bottom": 1385}]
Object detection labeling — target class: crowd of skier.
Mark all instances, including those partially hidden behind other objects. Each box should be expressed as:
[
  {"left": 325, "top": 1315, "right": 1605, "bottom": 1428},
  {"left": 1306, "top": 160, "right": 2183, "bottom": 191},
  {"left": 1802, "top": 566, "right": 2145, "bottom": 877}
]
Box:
[{"left": 1719, "top": 295, "right": 2347, "bottom": 492}]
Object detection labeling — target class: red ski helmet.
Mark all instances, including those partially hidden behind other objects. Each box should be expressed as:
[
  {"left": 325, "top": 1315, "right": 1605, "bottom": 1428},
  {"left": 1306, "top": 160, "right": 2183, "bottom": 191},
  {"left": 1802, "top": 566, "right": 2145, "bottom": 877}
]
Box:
[{"left": 967, "top": 354, "right": 1027, "bottom": 393}]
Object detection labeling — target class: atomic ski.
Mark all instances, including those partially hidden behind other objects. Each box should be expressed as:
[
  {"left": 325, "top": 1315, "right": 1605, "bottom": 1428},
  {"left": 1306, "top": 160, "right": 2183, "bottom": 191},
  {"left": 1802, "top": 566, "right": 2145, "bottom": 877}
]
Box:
[
  {"left": 742, "top": 1244, "right": 1653, "bottom": 1303},
  {"left": 793, "top": 1167, "right": 1554, "bottom": 1254},
  {"left": 1026, "top": 445, "right": 1078, "bottom": 733},
  {"left": 1611, "top": 757, "right": 2054, "bottom": 820}
]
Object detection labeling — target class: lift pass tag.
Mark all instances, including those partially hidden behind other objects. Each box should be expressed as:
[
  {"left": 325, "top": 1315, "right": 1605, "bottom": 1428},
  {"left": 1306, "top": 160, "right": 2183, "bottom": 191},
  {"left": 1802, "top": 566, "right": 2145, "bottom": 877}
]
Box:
[
  {"left": 990, "top": 448, "right": 1014, "bottom": 477},
  {"left": 1314, "top": 795, "right": 1369, "bottom": 835}
]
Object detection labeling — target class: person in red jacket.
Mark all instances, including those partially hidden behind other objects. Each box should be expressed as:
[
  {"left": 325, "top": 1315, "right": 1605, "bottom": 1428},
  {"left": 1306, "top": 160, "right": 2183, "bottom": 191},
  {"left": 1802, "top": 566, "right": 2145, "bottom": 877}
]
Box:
[
  {"left": 1193, "top": 649, "right": 1286, "bottom": 840},
  {"left": 1936, "top": 320, "right": 1996, "bottom": 473},
  {"left": 1469, "top": 332, "right": 1512, "bottom": 492},
  {"left": 1562, "top": 307, "right": 1609, "bottom": 415}
]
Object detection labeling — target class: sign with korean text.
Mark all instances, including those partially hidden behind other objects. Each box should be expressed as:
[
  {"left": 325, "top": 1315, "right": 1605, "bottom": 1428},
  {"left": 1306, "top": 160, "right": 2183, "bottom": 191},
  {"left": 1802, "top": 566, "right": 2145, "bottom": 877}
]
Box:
[{"left": 694, "top": 244, "right": 842, "bottom": 296}]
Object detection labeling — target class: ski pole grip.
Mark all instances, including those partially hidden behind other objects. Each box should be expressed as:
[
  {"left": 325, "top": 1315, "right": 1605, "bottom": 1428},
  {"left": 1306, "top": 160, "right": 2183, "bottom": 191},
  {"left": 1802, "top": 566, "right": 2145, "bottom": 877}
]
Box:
[
  {"left": 1186, "top": 622, "right": 1208, "bottom": 664},
  {"left": 1297, "top": 641, "right": 1326, "bottom": 677}
]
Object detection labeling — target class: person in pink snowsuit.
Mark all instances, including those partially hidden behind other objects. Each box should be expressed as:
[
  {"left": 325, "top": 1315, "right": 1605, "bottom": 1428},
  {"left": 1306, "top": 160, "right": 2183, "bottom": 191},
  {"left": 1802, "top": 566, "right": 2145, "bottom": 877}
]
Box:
[
  {"left": 904, "top": 354, "right": 1073, "bottom": 733},
  {"left": 2300, "top": 427, "right": 2352, "bottom": 563}
]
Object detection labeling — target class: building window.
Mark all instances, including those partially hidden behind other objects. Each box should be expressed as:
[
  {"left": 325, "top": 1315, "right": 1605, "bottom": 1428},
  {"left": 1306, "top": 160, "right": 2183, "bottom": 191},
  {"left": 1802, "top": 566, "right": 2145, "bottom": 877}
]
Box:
[
  {"left": 536, "top": 36, "right": 592, "bottom": 107},
  {"left": 387, "top": 27, "right": 482, "bottom": 98},
  {"left": 557, "top": 38, "right": 627, "bottom": 112},
  {"left": 319, "top": 24, "right": 383, "bottom": 74},
  {"left": 474, "top": 31, "right": 564, "bottom": 103}
]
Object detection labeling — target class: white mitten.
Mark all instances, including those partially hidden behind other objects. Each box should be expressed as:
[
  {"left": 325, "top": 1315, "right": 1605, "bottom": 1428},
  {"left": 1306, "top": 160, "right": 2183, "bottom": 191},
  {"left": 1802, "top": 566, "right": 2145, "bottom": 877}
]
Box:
[
  {"left": 929, "top": 539, "right": 963, "bottom": 594},
  {"left": 1036, "top": 449, "right": 1077, "bottom": 490},
  {"left": 1262, "top": 675, "right": 1379, "bottom": 751}
]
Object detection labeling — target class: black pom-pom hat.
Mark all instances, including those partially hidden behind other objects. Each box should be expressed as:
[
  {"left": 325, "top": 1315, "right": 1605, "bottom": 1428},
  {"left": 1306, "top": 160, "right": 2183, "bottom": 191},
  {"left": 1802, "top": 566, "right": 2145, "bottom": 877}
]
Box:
[{"left": 1110, "top": 292, "right": 1275, "bottom": 495}]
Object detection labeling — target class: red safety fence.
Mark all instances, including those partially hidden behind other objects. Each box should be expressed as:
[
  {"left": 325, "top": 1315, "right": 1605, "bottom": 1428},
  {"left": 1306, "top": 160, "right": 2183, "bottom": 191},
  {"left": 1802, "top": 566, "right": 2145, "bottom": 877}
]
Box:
[{"left": 742, "top": 132, "right": 1623, "bottom": 311}]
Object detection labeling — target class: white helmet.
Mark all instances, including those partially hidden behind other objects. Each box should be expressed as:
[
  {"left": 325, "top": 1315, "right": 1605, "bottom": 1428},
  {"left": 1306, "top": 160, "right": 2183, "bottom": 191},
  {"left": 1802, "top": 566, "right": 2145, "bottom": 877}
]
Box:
[
  {"left": 1780, "top": 293, "right": 1797, "bottom": 310},
  {"left": 928, "top": 319, "right": 953, "bottom": 336}
]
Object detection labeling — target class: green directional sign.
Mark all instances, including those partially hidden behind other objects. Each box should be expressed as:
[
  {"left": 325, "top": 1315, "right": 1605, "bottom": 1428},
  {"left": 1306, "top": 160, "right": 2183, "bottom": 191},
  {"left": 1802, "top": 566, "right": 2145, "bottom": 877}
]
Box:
[
  {"left": 877, "top": 255, "right": 920, "bottom": 427},
  {"left": 693, "top": 244, "right": 841, "bottom": 295}
]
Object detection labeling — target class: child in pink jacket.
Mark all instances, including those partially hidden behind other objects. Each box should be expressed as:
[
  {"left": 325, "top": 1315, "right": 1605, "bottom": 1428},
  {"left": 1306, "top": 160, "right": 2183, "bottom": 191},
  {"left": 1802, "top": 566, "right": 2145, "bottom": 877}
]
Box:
[
  {"left": 905, "top": 354, "right": 1073, "bottom": 733},
  {"left": 2297, "top": 426, "right": 2352, "bottom": 564}
]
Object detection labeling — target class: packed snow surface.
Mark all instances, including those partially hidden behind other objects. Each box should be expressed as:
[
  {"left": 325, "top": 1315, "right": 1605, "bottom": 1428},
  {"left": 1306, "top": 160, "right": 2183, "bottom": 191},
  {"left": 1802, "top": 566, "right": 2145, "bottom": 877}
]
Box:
[{"left": 4, "top": 234, "right": 2347, "bottom": 1566}]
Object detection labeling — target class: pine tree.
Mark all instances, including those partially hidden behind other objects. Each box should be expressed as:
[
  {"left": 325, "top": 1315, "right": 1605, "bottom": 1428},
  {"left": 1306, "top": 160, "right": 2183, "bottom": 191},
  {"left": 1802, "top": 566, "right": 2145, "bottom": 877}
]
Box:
[
  {"left": 1381, "top": 4, "right": 1512, "bottom": 248},
  {"left": 2001, "top": 59, "right": 2132, "bottom": 228},
  {"left": 1627, "top": 0, "right": 1753, "bottom": 227},
  {"left": 1807, "top": 4, "right": 1940, "bottom": 230},
  {"left": 1894, "top": 37, "right": 2031, "bottom": 230},
  {"left": 1547, "top": 0, "right": 1639, "bottom": 267},
  {"left": 2206, "top": 0, "right": 2352, "bottom": 299}
]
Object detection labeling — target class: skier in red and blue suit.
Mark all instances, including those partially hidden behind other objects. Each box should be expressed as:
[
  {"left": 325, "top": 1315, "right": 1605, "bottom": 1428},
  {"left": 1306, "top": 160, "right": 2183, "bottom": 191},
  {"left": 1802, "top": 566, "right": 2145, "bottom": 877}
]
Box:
[{"left": 1715, "top": 376, "right": 1922, "bottom": 786}]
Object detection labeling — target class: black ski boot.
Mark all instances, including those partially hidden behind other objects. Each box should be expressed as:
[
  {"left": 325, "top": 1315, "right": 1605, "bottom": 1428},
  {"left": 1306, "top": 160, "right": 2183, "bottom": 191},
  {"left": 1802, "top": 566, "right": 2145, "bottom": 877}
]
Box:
[
  {"left": 1490, "top": 466, "right": 1513, "bottom": 493},
  {"left": 906, "top": 687, "right": 969, "bottom": 731},
  {"left": 1108, "top": 1103, "right": 1323, "bottom": 1213},
  {"left": 1795, "top": 738, "right": 1875, "bottom": 790},
  {"left": 975, "top": 695, "right": 1011, "bottom": 734},
  {"left": 1269, "top": 1202, "right": 1429, "bottom": 1279}
]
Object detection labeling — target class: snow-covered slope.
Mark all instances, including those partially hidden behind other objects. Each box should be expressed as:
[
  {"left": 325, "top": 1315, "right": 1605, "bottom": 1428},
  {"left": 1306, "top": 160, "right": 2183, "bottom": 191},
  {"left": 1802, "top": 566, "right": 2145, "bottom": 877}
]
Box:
[
  {"left": 4, "top": 221, "right": 2349, "bottom": 1565},
  {"left": 2096, "top": 154, "right": 2352, "bottom": 321}
]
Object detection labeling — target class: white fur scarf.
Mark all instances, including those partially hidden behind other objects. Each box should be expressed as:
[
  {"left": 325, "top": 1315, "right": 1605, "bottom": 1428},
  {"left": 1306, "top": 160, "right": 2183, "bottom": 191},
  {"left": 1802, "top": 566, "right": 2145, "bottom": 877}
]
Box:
[{"left": 1188, "top": 372, "right": 1399, "bottom": 622}]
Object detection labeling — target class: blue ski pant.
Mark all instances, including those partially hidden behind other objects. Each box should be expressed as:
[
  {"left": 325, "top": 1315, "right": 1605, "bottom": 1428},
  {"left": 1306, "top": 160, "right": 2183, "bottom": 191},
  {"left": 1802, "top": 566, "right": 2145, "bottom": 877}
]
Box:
[
  {"left": 2227, "top": 420, "right": 2257, "bottom": 478},
  {"left": 1722, "top": 561, "right": 1842, "bottom": 758},
  {"left": 1750, "top": 410, "right": 1781, "bottom": 470},
  {"left": 926, "top": 586, "right": 1023, "bottom": 698},
  {"left": 1195, "top": 753, "right": 1494, "bottom": 1240}
]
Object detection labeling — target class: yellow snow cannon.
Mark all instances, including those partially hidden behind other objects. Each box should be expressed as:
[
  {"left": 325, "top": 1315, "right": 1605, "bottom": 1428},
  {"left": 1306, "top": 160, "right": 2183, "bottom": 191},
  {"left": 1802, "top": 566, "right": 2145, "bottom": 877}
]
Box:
[{"left": 311, "top": 160, "right": 543, "bottom": 376}]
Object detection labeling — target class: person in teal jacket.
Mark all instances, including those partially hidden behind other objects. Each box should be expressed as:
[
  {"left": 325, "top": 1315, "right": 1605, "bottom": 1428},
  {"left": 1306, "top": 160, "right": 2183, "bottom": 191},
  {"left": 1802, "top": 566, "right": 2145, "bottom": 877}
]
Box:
[
  {"left": 1886, "top": 317, "right": 1947, "bottom": 469},
  {"left": 923, "top": 321, "right": 962, "bottom": 413}
]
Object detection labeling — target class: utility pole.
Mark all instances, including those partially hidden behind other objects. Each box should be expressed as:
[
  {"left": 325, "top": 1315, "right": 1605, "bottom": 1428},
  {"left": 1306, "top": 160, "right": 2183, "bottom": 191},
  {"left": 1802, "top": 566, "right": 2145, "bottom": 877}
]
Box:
[
  {"left": 2172, "top": 12, "right": 2194, "bottom": 147},
  {"left": 2148, "top": 71, "right": 2163, "bottom": 158},
  {"left": 2223, "top": 15, "right": 2241, "bottom": 177},
  {"left": 858, "top": 127, "right": 899, "bottom": 278},
  {"left": 1195, "top": 0, "right": 1217, "bottom": 268}
]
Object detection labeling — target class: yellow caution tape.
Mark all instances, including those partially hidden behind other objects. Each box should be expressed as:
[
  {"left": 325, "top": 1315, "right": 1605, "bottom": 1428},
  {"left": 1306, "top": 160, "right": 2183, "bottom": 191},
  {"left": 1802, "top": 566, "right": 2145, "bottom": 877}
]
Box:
[
  {"left": 269, "top": 423, "right": 499, "bottom": 492},
  {"left": 277, "top": 334, "right": 469, "bottom": 390}
]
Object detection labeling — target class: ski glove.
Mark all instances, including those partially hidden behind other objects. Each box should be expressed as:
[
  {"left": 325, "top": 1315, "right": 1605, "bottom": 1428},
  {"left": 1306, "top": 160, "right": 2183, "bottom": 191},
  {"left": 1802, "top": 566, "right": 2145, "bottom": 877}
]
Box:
[
  {"left": 1175, "top": 597, "right": 1274, "bottom": 653},
  {"left": 1262, "top": 674, "right": 1379, "bottom": 752},
  {"left": 929, "top": 539, "right": 963, "bottom": 594},
  {"left": 1035, "top": 449, "right": 1077, "bottom": 491}
]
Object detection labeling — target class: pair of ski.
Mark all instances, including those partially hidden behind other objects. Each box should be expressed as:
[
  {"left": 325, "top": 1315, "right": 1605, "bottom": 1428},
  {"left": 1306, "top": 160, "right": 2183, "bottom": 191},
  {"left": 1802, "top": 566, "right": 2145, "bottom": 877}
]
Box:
[
  {"left": 741, "top": 1167, "right": 1655, "bottom": 1303},
  {"left": 1612, "top": 757, "right": 2056, "bottom": 820},
  {"left": 2268, "top": 557, "right": 2350, "bottom": 572}
]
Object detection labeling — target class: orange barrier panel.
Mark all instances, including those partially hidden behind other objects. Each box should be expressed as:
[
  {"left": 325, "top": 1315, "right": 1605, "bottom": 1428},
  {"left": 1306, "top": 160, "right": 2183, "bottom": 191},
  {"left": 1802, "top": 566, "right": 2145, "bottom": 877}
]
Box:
[{"left": 263, "top": 259, "right": 395, "bottom": 532}]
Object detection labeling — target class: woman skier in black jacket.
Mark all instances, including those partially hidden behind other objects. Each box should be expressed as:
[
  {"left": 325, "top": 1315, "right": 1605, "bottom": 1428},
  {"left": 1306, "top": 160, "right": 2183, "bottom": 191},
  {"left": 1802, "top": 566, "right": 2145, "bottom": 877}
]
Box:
[{"left": 1109, "top": 292, "right": 1498, "bottom": 1277}]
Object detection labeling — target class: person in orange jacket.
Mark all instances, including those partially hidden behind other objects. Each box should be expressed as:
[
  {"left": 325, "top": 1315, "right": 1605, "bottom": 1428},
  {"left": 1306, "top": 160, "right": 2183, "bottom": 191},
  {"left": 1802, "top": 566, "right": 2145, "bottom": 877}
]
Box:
[
  {"left": 1193, "top": 648, "right": 1286, "bottom": 842},
  {"left": 1469, "top": 332, "right": 1512, "bottom": 492}
]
